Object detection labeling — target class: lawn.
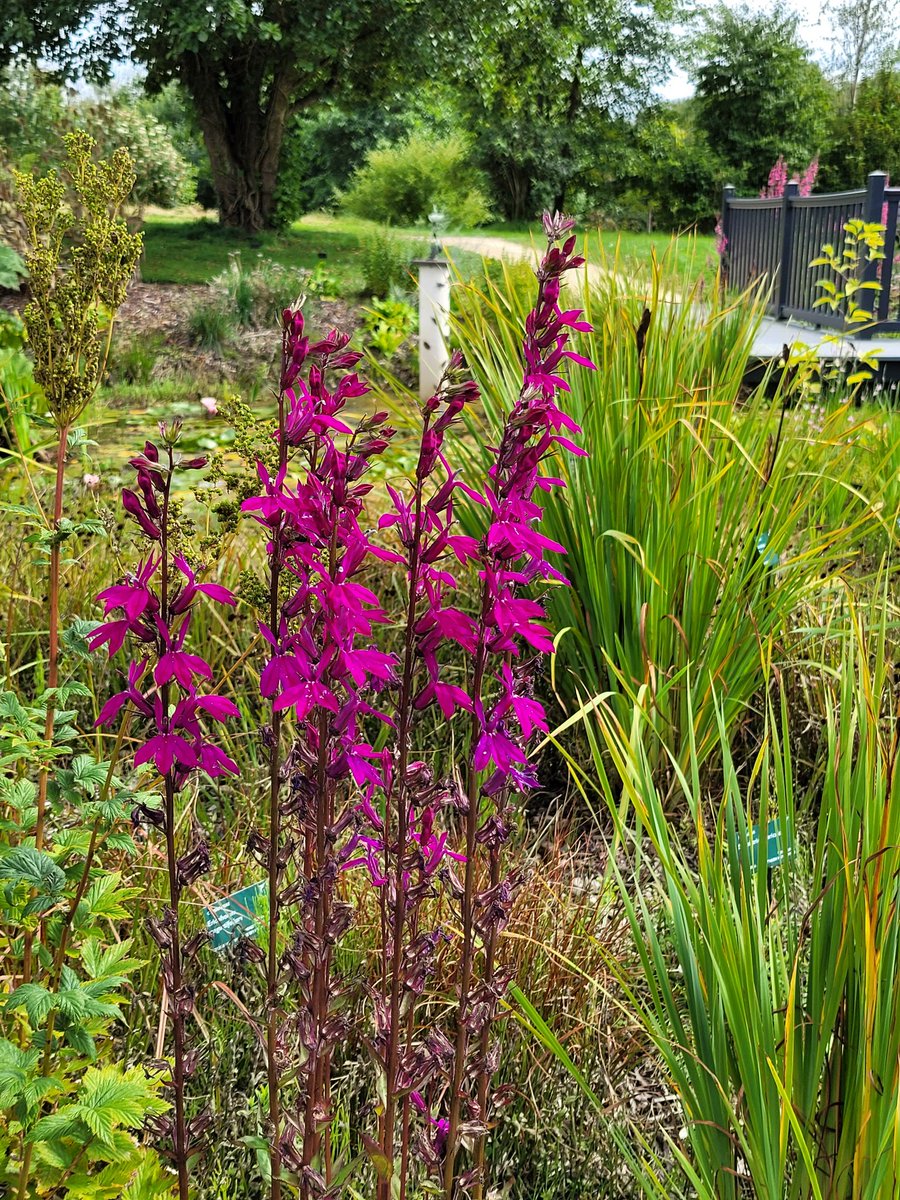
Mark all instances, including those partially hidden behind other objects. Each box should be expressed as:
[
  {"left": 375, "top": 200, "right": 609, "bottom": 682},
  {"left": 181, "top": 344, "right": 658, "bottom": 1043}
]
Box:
[
  {"left": 139, "top": 208, "right": 718, "bottom": 288},
  {"left": 139, "top": 210, "right": 373, "bottom": 289}
]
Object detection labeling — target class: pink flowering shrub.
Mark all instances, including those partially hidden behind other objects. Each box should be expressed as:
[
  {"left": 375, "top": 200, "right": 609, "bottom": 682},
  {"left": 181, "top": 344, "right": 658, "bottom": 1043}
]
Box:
[{"left": 760, "top": 154, "right": 819, "bottom": 199}]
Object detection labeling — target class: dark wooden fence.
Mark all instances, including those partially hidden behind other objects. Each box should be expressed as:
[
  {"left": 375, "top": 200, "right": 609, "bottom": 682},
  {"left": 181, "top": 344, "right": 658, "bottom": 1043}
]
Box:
[{"left": 720, "top": 172, "right": 900, "bottom": 337}]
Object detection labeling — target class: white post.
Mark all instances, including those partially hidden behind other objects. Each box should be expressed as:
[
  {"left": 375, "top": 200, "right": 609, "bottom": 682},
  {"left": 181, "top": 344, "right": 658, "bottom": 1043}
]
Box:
[{"left": 414, "top": 256, "right": 451, "bottom": 400}]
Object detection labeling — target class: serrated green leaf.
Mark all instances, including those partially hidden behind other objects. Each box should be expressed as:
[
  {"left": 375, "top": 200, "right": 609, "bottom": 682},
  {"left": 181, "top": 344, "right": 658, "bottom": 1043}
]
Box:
[
  {"left": 80, "top": 937, "right": 142, "bottom": 982},
  {"left": 76, "top": 1065, "right": 168, "bottom": 1140},
  {"left": 0, "top": 845, "right": 66, "bottom": 897},
  {"left": 72, "top": 755, "right": 109, "bottom": 788},
  {"left": 62, "top": 619, "right": 103, "bottom": 660},
  {"left": 121, "top": 1151, "right": 175, "bottom": 1199},
  {"left": 0, "top": 779, "right": 37, "bottom": 810},
  {"left": 0, "top": 1038, "right": 40, "bottom": 1110},
  {"left": 29, "top": 1106, "right": 87, "bottom": 1144},
  {"left": 62, "top": 1022, "right": 97, "bottom": 1060},
  {"left": 6, "top": 982, "right": 55, "bottom": 1025},
  {"left": 78, "top": 873, "right": 140, "bottom": 922}
]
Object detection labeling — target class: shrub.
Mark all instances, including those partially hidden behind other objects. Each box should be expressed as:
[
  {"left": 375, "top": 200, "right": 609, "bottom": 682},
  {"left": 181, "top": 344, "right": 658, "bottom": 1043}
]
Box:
[
  {"left": 361, "top": 295, "right": 417, "bottom": 357},
  {"left": 342, "top": 131, "right": 493, "bottom": 227},
  {"left": 360, "top": 228, "right": 412, "bottom": 297},
  {"left": 272, "top": 102, "right": 410, "bottom": 228},
  {"left": 81, "top": 95, "right": 196, "bottom": 210},
  {"left": 210, "top": 252, "right": 308, "bottom": 327},
  {"left": 138, "top": 80, "right": 217, "bottom": 210},
  {"left": 188, "top": 300, "right": 234, "bottom": 350}
]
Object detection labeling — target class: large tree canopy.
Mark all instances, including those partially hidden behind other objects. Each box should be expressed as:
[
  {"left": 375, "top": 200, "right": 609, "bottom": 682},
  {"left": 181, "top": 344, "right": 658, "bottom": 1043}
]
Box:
[
  {"left": 5, "top": 0, "right": 441, "bottom": 230},
  {"left": 446, "top": 0, "right": 677, "bottom": 220},
  {"left": 1, "top": 1, "right": 93, "bottom": 71},
  {"left": 119, "top": 0, "right": 439, "bottom": 229},
  {"left": 692, "top": 3, "right": 832, "bottom": 191}
]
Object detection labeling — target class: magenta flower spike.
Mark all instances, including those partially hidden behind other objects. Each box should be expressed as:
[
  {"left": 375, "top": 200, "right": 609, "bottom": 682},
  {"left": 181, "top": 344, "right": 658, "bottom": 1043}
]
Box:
[
  {"left": 89, "top": 431, "right": 238, "bottom": 1199},
  {"left": 242, "top": 305, "right": 400, "bottom": 1198},
  {"left": 436, "top": 214, "right": 594, "bottom": 1200}
]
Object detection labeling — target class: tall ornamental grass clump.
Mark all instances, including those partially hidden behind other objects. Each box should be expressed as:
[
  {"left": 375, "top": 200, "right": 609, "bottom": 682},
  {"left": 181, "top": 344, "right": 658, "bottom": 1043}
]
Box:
[
  {"left": 580, "top": 586, "right": 900, "bottom": 1199},
  {"left": 452, "top": 241, "right": 873, "bottom": 772}
]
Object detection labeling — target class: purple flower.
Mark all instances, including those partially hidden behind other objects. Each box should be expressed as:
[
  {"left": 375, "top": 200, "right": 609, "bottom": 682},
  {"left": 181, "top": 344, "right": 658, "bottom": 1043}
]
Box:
[
  {"left": 122, "top": 487, "right": 161, "bottom": 540},
  {"left": 170, "top": 556, "right": 236, "bottom": 613},
  {"left": 91, "top": 434, "right": 239, "bottom": 787}
]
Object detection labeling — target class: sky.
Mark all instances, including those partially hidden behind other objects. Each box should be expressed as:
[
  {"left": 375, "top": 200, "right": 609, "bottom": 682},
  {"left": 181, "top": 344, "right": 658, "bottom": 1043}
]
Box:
[{"left": 660, "top": 0, "right": 836, "bottom": 100}]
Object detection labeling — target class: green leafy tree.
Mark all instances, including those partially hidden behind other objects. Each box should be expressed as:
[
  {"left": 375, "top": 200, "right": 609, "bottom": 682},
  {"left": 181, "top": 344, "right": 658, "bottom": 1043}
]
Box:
[
  {"left": 447, "top": 0, "right": 677, "bottom": 220},
  {"left": 0, "top": 2, "right": 101, "bottom": 74},
  {"left": 825, "top": 0, "right": 898, "bottom": 107},
  {"left": 273, "top": 101, "right": 411, "bottom": 226},
  {"left": 5, "top": 1, "right": 444, "bottom": 231},
  {"left": 820, "top": 66, "right": 900, "bottom": 188},
  {"left": 119, "top": 0, "right": 442, "bottom": 231},
  {"left": 693, "top": 3, "right": 833, "bottom": 190},
  {"left": 617, "top": 104, "right": 729, "bottom": 230}
]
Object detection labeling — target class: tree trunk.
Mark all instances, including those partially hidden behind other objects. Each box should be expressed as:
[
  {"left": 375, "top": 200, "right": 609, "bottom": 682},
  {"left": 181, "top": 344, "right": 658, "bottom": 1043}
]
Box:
[
  {"left": 502, "top": 161, "right": 531, "bottom": 222},
  {"left": 553, "top": 51, "right": 582, "bottom": 216},
  {"left": 180, "top": 52, "right": 299, "bottom": 231}
]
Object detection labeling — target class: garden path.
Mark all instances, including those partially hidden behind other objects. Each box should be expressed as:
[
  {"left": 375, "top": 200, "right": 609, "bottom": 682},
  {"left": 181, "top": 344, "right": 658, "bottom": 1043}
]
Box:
[{"left": 442, "top": 234, "right": 604, "bottom": 283}]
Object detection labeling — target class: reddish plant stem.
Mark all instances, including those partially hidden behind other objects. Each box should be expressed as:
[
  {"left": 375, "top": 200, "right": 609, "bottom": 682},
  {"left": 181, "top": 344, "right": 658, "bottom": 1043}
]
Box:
[
  {"left": 303, "top": 517, "right": 339, "bottom": 1188},
  {"left": 442, "top": 588, "right": 492, "bottom": 1199},
  {"left": 379, "top": 460, "right": 428, "bottom": 1200},
  {"left": 266, "top": 375, "right": 289, "bottom": 1200},
  {"left": 397, "top": 905, "right": 421, "bottom": 1200},
  {"left": 35, "top": 421, "right": 70, "bottom": 854},
  {"left": 472, "top": 842, "right": 501, "bottom": 1200},
  {"left": 22, "top": 423, "right": 70, "bottom": 994},
  {"left": 157, "top": 459, "right": 190, "bottom": 1200},
  {"left": 163, "top": 768, "right": 189, "bottom": 1200}
]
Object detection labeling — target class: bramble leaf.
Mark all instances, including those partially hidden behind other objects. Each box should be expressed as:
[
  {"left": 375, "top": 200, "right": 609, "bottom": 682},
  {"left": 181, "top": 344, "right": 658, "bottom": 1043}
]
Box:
[
  {"left": 0, "top": 846, "right": 66, "bottom": 897},
  {"left": 6, "top": 982, "right": 55, "bottom": 1025}
]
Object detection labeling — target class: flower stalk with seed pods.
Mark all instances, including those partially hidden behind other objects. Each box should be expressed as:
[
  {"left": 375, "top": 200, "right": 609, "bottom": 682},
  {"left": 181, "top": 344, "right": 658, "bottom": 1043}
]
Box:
[
  {"left": 90, "top": 424, "right": 238, "bottom": 1199},
  {"left": 242, "top": 309, "right": 397, "bottom": 1198}
]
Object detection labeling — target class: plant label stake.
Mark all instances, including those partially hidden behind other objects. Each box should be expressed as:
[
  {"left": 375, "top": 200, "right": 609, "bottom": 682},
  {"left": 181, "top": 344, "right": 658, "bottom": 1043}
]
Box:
[
  {"left": 204, "top": 881, "right": 267, "bottom": 951},
  {"left": 750, "top": 818, "right": 792, "bottom": 870}
]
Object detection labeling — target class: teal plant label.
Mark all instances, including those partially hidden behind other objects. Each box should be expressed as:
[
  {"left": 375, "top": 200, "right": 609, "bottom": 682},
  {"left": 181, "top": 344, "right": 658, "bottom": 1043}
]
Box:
[
  {"left": 751, "top": 818, "right": 792, "bottom": 870},
  {"left": 204, "top": 880, "right": 267, "bottom": 951},
  {"left": 755, "top": 532, "right": 780, "bottom": 568}
]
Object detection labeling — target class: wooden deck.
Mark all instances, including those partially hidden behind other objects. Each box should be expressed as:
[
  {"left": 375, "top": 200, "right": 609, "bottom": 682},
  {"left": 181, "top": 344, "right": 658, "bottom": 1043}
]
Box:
[{"left": 751, "top": 317, "right": 900, "bottom": 379}]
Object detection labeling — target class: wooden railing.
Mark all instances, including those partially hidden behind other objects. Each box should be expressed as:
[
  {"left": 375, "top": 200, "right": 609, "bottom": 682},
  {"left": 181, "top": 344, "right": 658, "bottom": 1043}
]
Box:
[{"left": 720, "top": 172, "right": 900, "bottom": 337}]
